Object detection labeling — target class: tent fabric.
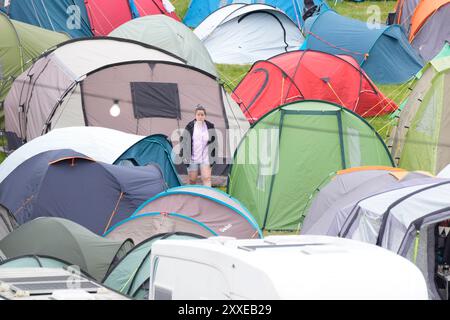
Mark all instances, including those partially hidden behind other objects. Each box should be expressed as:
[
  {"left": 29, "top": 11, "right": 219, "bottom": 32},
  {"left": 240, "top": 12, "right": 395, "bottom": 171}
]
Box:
[
  {"left": 105, "top": 185, "right": 263, "bottom": 243},
  {"left": 109, "top": 15, "right": 217, "bottom": 76},
  {"left": 303, "top": 10, "right": 424, "bottom": 84},
  {"left": 232, "top": 50, "right": 397, "bottom": 123},
  {"left": 115, "top": 134, "right": 181, "bottom": 188},
  {"left": 227, "top": 100, "right": 394, "bottom": 232},
  {"left": 388, "top": 43, "right": 450, "bottom": 174},
  {"left": 4, "top": 38, "right": 250, "bottom": 175},
  {"left": 103, "top": 232, "right": 203, "bottom": 299},
  {"left": 0, "top": 217, "right": 134, "bottom": 281},
  {"left": 0, "top": 204, "right": 17, "bottom": 242},
  {"left": 194, "top": 4, "right": 304, "bottom": 64},
  {"left": 0, "top": 12, "right": 69, "bottom": 103},
  {"left": 3, "top": 0, "right": 179, "bottom": 38},
  {"left": 393, "top": 0, "right": 420, "bottom": 34},
  {"left": 0, "top": 149, "right": 167, "bottom": 235},
  {"left": 183, "top": 0, "right": 329, "bottom": 28},
  {"left": 0, "top": 255, "right": 75, "bottom": 270}
]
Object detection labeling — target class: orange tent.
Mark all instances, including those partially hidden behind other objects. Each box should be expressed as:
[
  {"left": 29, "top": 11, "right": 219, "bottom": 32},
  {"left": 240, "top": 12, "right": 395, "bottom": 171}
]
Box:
[{"left": 409, "top": 0, "right": 450, "bottom": 41}]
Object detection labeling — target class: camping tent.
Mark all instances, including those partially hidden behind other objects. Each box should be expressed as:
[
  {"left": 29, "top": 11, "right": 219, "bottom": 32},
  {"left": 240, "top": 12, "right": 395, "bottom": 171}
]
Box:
[
  {"left": 0, "top": 12, "right": 69, "bottom": 104},
  {"left": 109, "top": 15, "right": 217, "bottom": 76},
  {"left": 388, "top": 43, "right": 450, "bottom": 174},
  {"left": 0, "top": 149, "right": 167, "bottom": 235},
  {"left": 0, "top": 217, "right": 134, "bottom": 281},
  {"left": 103, "top": 232, "right": 203, "bottom": 299},
  {"left": 3, "top": 0, "right": 179, "bottom": 38},
  {"left": 105, "top": 186, "right": 263, "bottom": 243},
  {"left": 183, "top": 0, "right": 329, "bottom": 28},
  {"left": 0, "top": 255, "right": 82, "bottom": 271},
  {"left": 302, "top": 10, "right": 424, "bottom": 84},
  {"left": 301, "top": 166, "right": 435, "bottom": 236},
  {"left": 0, "top": 204, "right": 17, "bottom": 242},
  {"left": 233, "top": 50, "right": 397, "bottom": 123},
  {"left": 193, "top": 4, "right": 304, "bottom": 64},
  {"left": 0, "top": 127, "right": 181, "bottom": 188},
  {"left": 227, "top": 100, "right": 394, "bottom": 232},
  {"left": 4, "top": 38, "right": 249, "bottom": 175},
  {"left": 393, "top": 0, "right": 450, "bottom": 61}
]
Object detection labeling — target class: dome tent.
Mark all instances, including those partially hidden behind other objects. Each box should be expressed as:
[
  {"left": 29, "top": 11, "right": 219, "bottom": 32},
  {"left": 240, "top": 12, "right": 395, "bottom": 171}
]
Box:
[
  {"left": 228, "top": 100, "right": 394, "bottom": 232},
  {"left": 0, "top": 149, "right": 167, "bottom": 235},
  {"left": 183, "top": 0, "right": 329, "bottom": 28},
  {"left": 302, "top": 10, "right": 424, "bottom": 84},
  {"left": 0, "top": 12, "right": 69, "bottom": 104},
  {"left": 109, "top": 14, "right": 217, "bottom": 76},
  {"left": 103, "top": 232, "right": 204, "bottom": 299},
  {"left": 233, "top": 50, "right": 397, "bottom": 123},
  {"left": 104, "top": 186, "right": 263, "bottom": 244},
  {"left": 0, "top": 204, "right": 17, "bottom": 242},
  {"left": 388, "top": 43, "right": 450, "bottom": 174},
  {"left": 0, "top": 217, "right": 134, "bottom": 282},
  {"left": 194, "top": 4, "right": 304, "bottom": 65},
  {"left": 0, "top": 127, "right": 181, "bottom": 188},
  {"left": 0, "top": 255, "right": 84, "bottom": 271},
  {"left": 3, "top": 0, "right": 179, "bottom": 38}
]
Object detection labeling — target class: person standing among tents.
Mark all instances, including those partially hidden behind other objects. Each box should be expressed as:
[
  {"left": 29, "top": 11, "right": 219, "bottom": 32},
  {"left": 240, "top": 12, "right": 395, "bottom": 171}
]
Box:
[{"left": 181, "top": 105, "right": 217, "bottom": 186}]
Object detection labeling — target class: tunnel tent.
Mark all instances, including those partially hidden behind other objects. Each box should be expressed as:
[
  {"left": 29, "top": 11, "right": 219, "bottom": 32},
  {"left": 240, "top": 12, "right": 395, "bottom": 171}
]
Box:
[
  {"left": 109, "top": 14, "right": 217, "bottom": 76},
  {"left": 233, "top": 50, "right": 397, "bottom": 123},
  {"left": 0, "top": 217, "right": 134, "bottom": 281},
  {"left": 183, "top": 0, "right": 329, "bottom": 28},
  {"left": 0, "top": 149, "right": 167, "bottom": 235},
  {"left": 103, "top": 232, "right": 204, "bottom": 299},
  {"left": 3, "top": 0, "right": 179, "bottom": 38},
  {"left": 302, "top": 10, "right": 424, "bottom": 84},
  {"left": 193, "top": 3, "right": 304, "bottom": 64},
  {"left": 227, "top": 100, "right": 394, "bottom": 232}
]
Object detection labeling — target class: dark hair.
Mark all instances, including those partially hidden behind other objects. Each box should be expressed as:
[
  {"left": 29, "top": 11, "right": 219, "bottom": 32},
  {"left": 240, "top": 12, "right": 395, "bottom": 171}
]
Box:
[{"left": 195, "top": 105, "right": 206, "bottom": 116}]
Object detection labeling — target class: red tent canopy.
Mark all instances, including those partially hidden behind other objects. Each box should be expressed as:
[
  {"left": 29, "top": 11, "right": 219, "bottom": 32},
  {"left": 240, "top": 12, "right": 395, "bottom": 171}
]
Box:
[
  {"left": 232, "top": 50, "right": 397, "bottom": 123},
  {"left": 86, "top": 0, "right": 180, "bottom": 36}
]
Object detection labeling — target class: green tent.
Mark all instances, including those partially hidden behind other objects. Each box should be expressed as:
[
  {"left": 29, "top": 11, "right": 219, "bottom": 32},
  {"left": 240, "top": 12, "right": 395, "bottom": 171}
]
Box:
[
  {"left": 0, "top": 217, "right": 134, "bottom": 281},
  {"left": 0, "top": 12, "right": 69, "bottom": 105},
  {"left": 103, "top": 232, "right": 203, "bottom": 299},
  {"left": 228, "top": 100, "right": 394, "bottom": 232},
  {"left": 109, "top": 15, "right": 217, "bottom": 77},
  {"left": 389, "top": 43, "right": 450, "bottom": 174}
]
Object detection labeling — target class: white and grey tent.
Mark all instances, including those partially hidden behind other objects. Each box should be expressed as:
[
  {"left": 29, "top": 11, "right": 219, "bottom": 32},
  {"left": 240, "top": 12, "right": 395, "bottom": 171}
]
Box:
[
  {"left": 4, "top": 37, "right": 249, "bottom": 174},
  {"left": 0, "top": 204, "right": 17, "bottom": 242},
  {"left": 194, "top": 3, "right": 304, "bottom": 64}
]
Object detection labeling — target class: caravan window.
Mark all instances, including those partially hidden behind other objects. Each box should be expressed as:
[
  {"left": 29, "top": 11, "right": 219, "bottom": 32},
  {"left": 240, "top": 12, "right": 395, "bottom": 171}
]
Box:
[{"left": 131, "top": 82, "right": 181, "bottom": 120}]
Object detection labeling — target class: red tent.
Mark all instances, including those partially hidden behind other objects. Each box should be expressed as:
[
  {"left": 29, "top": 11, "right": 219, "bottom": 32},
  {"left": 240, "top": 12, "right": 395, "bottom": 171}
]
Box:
[
  {"left": 232, "top": 50, "right": 397, "bottom": 123},
  {"left": 86, "top": 0, "right": 180, "bottom": 36}
]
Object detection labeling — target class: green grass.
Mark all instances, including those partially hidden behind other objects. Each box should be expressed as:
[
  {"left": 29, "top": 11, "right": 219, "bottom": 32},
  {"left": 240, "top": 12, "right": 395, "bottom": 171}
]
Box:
[{"left": 333, "top": 0, "right": 396, "bottom": 22}]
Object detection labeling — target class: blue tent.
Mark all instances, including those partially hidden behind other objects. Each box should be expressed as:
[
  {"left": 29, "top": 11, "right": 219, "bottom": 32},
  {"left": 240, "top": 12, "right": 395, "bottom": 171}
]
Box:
[
  {"left": 115, "top": 134, "right": 181, "bottom": 188},
  {"left": 302, "top": 10, "right": 424, "bottom": 84},
  {"left": 183, "top": 0, "right": 329, "bottom": 28},
  {"left": 0, "top": 149, "right": 167, "bottom": 235}
]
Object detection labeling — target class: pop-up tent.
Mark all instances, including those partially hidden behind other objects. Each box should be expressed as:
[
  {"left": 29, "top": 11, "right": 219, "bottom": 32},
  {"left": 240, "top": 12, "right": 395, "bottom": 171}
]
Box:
[
  {"left": 0, "top": 255, "right": 83, "bottom": 271},
  {"left": 0, "top": 149, "right": 167, "bottom": 235},
  {"left": 392, "top": 0, "right": 450, "bottom": 61},
  {"left": 0, "top": 127, "right": 181, "bottom": 188},
  {"left": 233, "top": 50, "right": 397, "bottom": 123},
  {"left": 109, "top": 15, "right": 217, "bottom": 76},
  {"left": 228, "top": 100, "right": 394, "bottom": 232},
  {"left": 302, "top": 10, "right": 424, "bottom": 83},
  {"left": 103, "top": 232, "right": 203, "bottom": 299},
  {"left": 194, "top": 4, "right": 304, "bottom": 64},
  {"left": 4, "top": 38, "right": 249, "bottom": 174},
  {"left": 105, "top": 186, "right": 263, "bottom": 243},
  {"left": 0, "top": 204, "right": 17, "bottom": 242},
  {"left": 183, "top": 0, "right": 329, "bottom": 28},
  {"left": 3, "top": 0, "right": 179, "bottom": 38},
  {"left": 0, "top": 12, "right": 69, "bottom": 104},
  {"left": 388, "top": 43, "right": 450, "bottom": 174},
  {"left": 301, "top": 166, "right": 436, "bottom": 236},
  {"left": 0, "top": 217, "right": 134, "bottom": 281}
]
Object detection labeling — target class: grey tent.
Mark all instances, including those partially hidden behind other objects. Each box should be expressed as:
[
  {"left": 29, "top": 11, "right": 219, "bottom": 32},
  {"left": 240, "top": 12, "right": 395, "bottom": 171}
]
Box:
[
  {"left": 0, "top": 204, "right": 17, "bottom": 241},
  {"left": 103, "top": 232, "right": 203, "bottom": 299},
  {"left": 0, "top": 217, "right": 134, "bottom": 281},
  {"left": 0, "top": 149, "right": 167, "bottom": 235},
  {"left": 109, "top": 14, "right": 217, "bottom": 76}
]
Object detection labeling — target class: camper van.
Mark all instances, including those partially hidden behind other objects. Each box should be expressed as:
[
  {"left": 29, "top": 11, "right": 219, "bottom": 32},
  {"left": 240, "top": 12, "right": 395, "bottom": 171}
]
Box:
[{"left": 149, "top": 235, "right": 429, "bottom": 300}]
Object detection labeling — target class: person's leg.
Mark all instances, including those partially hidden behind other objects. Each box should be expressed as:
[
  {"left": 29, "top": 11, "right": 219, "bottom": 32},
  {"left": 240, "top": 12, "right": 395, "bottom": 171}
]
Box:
[
  {"left": 188, "top": 163, "right": 199, "bottom": 184},
  {"left": 200, "top": 164, "right": 212, "bottom": 187}
]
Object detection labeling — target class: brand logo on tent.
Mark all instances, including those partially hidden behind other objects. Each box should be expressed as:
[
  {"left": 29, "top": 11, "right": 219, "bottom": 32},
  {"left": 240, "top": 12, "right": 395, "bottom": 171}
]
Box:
[{"left": 219, "top": 224, "right": 232, "bottom": 233}]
